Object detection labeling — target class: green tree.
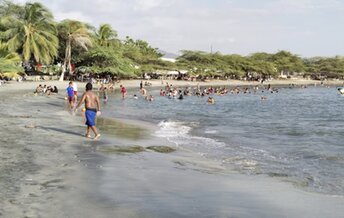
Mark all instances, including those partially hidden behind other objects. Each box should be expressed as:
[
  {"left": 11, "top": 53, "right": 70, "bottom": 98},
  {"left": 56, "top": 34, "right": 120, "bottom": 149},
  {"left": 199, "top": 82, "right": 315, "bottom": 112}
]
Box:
[
  {"left": 0, "top": 0, "right": 23, "bottom": 18},
  {"left": 124, "top": 37, "right": 162, "bottom": 63},
  {"left": 248, "top": 53, "right": 278, "bottom": 78},
  {"left": 0, "top": 41, "right": 23, "bottom": 74},
  {"left": 57, "top": 19, "right": 92, "bottom": 81},
  {"left": 122, "top": 36, "right": 165, "bottom": 74},
  {"left": 272, "top": 50, "right": 305, "bottom": 76},
  {"left": 77, "top": 46, "right": 136, "bottom": 77},
  {"left": 0, "top": 2, "right": 58, "bottom": 64},
  {"left": 306, "top": 56, "right": 344, "bottom": 79},
  {"left": 95, "top": 24, "right": 119, "bottom": 47}
]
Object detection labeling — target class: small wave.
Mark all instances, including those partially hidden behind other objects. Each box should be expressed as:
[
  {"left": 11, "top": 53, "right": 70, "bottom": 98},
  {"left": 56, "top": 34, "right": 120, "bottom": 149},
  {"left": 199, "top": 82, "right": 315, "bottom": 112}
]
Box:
[
  {"left": 204, "top": 130, "right": 218, "bottom": 134},
  {"left": 155, "top": 120, "right": 192, "bottom": 138},
  {"left": 155, "top": 120, "right": 225, "bottom": 149},
  {"left": 155, "top": 121, "right": 344, "bottom": 196}
]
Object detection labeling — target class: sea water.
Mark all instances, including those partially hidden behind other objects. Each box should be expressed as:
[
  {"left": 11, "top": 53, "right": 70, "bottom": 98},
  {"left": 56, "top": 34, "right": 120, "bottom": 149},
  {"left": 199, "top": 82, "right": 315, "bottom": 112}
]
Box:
[{"left": 102, "top": 86, "right": 344, "bottom": 196}]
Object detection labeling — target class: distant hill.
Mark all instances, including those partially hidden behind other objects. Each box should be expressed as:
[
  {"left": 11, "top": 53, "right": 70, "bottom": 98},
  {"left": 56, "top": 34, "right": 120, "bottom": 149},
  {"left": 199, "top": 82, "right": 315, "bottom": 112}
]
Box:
[{"left": 158, "top": 50, "right": 179, "bottom": 59}]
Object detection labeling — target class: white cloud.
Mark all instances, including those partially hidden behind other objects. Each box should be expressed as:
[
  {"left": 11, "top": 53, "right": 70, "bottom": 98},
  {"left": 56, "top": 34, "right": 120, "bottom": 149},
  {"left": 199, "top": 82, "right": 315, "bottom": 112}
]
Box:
[
  {"left": 10, "top": 0, "right": 344, "bottom": 56},
  {"left": 54, "top": 11, "right": 93, "bottom": 23},
  {"left": 134, "top": 0, "right": 163, "bottom": 11},
  {"left": 268, "top": 0, "right": 344, "bottom": 13}
]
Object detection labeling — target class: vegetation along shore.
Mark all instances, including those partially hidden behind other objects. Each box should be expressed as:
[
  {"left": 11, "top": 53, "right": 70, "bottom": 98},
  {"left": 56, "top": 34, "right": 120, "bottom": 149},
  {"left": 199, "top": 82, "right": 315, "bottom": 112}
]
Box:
[{"left": 1, "top": 1, "right": 344, "bottom": 83}]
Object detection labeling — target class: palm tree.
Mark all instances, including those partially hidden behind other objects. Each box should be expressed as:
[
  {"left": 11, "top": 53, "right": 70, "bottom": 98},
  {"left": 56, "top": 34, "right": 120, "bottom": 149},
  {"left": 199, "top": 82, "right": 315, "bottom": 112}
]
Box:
[
  {"left": 95, "top": 24, "right": 118, "bottom": 47},
  {"left": 0, "top": 0, "right": 23, "bottom": 17},
  {"left": 57, "top": 19, "right": 92, "bottom": 81},
  {"left": 0, "top": 41, "right": 23, "bottom": 74},
  {"left": 0, "top": 2, "right": 58, "bottom": 64}
]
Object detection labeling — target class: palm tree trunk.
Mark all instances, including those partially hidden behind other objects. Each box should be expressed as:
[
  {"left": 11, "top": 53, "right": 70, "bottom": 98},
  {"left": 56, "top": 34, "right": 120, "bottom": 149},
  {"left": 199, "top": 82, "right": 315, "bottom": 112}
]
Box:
[
  {"left": 59, "top": 38, "right": 71, "bottom": 81},
  {"left": 68, "top": 43, "right": 72, "bottom": 76}
]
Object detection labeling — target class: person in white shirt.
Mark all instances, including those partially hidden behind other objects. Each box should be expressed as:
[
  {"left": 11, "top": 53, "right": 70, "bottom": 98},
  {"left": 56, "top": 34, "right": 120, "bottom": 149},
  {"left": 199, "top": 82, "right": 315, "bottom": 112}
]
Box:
[{"left": 73, "top": 82, "right": 78, "bottom": 101}]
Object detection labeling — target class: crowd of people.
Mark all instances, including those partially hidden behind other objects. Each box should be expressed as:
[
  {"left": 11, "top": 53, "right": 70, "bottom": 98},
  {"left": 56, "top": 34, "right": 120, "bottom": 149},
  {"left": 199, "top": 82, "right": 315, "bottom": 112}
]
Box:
[
  {"left": 134, "top": 82, "right": 281, "bottom": 104},
  {"left": 159, "top": 83, "right": 230, "bottom": 99},
  {"left": 34, "top": 84, "right": 59, "bottom": 95},
  {"left": 57, "top": 80, "right": 285, "bottom": 140},
  {"left": 29, "top": 79, "right": 340, "bottom": 142}
]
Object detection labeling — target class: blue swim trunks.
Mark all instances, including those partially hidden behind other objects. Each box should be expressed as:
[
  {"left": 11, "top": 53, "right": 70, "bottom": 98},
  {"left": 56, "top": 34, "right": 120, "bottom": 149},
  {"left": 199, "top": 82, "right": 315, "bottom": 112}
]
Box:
[{"left": 85, "top": 109, "right": 97, "bottom": 127}]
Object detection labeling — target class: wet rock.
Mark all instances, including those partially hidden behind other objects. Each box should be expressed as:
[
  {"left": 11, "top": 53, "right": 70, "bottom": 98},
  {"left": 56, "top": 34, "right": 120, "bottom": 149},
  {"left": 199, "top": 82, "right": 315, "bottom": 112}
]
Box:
[
  {"left": 173, "top": 160, "right": 186, "bottom": 166},
  {"left": 146, "top": 146, "right": 176, "bottom": 153},
  {"left": 8, "top": 199, "right": 16, "bottom": 204},
  {"left": 100, "top": 145, "right": 145, "bottom": 154},
  {"left": 28, "top": 193, "right": 38, "bottom": 197},
  {"left": 268, "top": 172, "right": 289, "bottom": 178},
  {"left": 13, "top": 115, "right": 32, "bottom": 118},
  {"left": 41, "top": 179, "right": 63, "bottom": 188},
  {"left": 25, "top": 124, "right": 36, "bottom": 128}
]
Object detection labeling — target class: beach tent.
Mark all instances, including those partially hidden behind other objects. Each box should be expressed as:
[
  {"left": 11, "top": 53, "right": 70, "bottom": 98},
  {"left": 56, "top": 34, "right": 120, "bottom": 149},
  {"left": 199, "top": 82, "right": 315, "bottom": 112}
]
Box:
[{"left": 167, "top": 71, "right": 179, "bottom": 75}]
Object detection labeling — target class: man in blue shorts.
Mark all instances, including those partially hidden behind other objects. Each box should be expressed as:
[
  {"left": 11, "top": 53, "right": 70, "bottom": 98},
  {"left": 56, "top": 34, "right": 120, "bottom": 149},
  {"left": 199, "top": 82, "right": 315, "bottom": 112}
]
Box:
[{"left": 75, "top": 83, "right": 101, "bottom": 139}]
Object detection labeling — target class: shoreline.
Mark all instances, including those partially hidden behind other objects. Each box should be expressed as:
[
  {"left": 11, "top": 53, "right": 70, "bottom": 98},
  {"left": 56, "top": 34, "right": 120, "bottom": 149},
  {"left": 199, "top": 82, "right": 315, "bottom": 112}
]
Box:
[
  {"left": 1, "top": 85, "right": 344, "bottom": 217},
  {"left": 1, "top": 78, "right": 343, "bottom": 93}
]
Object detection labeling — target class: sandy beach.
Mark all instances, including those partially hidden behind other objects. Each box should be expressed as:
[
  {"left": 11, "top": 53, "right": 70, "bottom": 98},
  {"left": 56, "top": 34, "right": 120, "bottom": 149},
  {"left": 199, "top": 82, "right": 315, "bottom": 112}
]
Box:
[
  {"left": 1, "top": 79, "right": 344, "bottom": 217},
  {"left": 1, "top": 77, "right": 344, "bottom": 92}
]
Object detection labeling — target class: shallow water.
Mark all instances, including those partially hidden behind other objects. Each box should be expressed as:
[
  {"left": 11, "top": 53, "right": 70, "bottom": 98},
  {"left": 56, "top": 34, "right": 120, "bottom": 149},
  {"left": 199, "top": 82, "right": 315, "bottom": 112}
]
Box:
[
  {"left": 97, "top": 117, "right": 149, "bottom": 140},
  {"left": 102, "top": 86, "right": 344, "bottom": 195}
]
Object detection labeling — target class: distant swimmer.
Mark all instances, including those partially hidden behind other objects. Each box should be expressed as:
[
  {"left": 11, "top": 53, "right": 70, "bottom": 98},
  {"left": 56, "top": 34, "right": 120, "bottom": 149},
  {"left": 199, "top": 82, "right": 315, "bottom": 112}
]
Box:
[
  {"left": 103, "top": 87, "right": 108, "bottom": 102},
  {"left": 261, "top": 96, "right": 267, "bottom": 100},
  {"left": 149, "top": 95, "right": 154, "bottom": 101},
  {"left": 177, "top": 90, "right": 184, "bottom": 100},
  {"left": 141, "top": 88, "right": 147, "bottom": 96},
  {"left": 145, "top": 95, "right": 154, "bottom": 101},
  {"left": 207, "top": 97, "right": 215, "bottom": 104},
  {"left": 160, "top": 89, "right": 165, "bottom": 96},
  {"left": 75, "top": 83, "right": 101, "bottom": 140}
]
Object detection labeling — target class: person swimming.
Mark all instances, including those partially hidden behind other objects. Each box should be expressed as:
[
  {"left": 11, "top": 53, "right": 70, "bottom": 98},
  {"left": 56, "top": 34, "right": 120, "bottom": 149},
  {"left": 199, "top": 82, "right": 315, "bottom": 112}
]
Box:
[
  {"left": 207, "top": 97, "right": 215, "bottom": 104},
  {"left": 103, "top": 87, "right": 108, "bottom": 102}
]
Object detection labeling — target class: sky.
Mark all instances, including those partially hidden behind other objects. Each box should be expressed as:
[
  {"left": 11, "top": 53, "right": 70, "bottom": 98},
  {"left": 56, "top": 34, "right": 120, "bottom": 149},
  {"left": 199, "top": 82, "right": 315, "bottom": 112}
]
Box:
[{"left": 13, "top": 0, "right": 344, "bottom": 57}]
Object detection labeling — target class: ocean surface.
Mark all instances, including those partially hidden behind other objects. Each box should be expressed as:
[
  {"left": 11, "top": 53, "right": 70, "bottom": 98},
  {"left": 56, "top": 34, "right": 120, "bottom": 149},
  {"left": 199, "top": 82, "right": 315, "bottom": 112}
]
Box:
[{"left": 102, "top": 86, "right": 344, "bottom": 196}]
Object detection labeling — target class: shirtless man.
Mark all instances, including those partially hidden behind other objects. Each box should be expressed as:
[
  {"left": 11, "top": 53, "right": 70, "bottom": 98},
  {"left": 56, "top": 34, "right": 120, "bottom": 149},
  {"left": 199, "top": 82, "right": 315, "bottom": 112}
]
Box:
[
  {"left": 75, "top": 83, "right": 101, "bottom": 139},
  {"left": 140, "top": 87, "right": 147, "bottom": 96}
]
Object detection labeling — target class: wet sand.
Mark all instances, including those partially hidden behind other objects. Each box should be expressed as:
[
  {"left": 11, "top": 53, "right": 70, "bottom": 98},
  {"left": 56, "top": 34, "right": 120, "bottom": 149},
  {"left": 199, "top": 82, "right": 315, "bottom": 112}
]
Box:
[{"left": 1, "top": 83, "right": 344, "bottom": 217}]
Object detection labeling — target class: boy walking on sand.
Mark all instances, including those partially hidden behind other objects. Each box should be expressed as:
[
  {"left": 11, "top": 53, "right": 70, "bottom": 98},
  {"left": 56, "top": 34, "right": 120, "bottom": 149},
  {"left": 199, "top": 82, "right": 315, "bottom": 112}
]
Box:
[
  {"left": 66, "top": 81, "right": 74, "bottom": 110},
  {"left": 75, "top": 83, "right": 101, "bottom": 139}
]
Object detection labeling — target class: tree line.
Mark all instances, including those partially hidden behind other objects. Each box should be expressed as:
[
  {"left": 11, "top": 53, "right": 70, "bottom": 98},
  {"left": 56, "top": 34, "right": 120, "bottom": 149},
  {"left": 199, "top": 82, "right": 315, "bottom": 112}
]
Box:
[
  {"left": 0, "top": 1, "right": 343, "bottom": 80},
  {"left": 177, "top": 50, "right": 344, "bottom": 80}
]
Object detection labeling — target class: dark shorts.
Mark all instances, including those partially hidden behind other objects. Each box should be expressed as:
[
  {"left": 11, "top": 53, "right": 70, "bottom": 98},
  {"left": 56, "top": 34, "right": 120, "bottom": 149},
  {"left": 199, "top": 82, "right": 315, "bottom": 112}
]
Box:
[
  {"left": 68, "top": 96, "right": 73, "bottom": 103},
  {"left": 85, "top": 109, "right": 97, "bottom": 127}
]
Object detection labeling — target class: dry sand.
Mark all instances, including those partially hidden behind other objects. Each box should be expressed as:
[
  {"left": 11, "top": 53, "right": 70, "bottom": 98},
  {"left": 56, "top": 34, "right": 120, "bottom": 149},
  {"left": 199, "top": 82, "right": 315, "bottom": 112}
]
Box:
[{"left": 1, "top": 80, "right": 344, "bottom": 217}]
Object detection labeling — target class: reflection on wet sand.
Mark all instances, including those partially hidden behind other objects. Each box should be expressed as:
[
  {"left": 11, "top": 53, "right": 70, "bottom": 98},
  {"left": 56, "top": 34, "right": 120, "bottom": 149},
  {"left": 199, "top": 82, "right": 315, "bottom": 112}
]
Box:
[{"left": 97, "top": 117, "right": 149, "bottom": 140}]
